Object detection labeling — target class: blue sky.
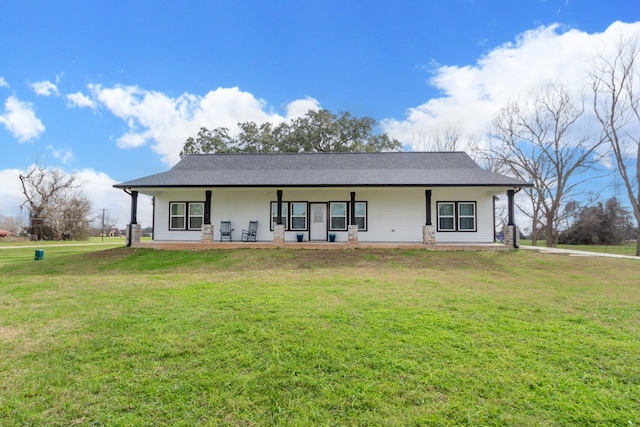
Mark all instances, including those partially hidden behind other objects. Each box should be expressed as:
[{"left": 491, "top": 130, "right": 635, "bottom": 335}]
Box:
[{"left": 1, "top": 1, "right": 639, "bottom": 227}]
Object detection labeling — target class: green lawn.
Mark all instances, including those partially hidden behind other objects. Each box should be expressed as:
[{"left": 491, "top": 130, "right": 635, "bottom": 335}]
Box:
[{"left": 0, "top": 246, "right": 638, "bottom": 426}]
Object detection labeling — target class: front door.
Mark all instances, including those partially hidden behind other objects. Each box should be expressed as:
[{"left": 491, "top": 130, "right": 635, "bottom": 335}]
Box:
[{"left": 309, "top": 203, "right": 327, "bottom": 241}]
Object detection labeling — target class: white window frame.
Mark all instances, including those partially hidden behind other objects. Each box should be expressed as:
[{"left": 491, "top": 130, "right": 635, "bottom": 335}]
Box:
[
  {"left": 457, "top": 202, "right": 476, "bottom": 232},
  {"left": 290, "top": 202, "right": 308, "bottom": 231},
  {"left": 169, "top": 201, "right": 204, "bottom": 231},
  {"left": 354, "top": 202, "right": 367, "bottom": 231},
  {"left": 170, "top": 202, "right": 186, "bottom": 230},
  {"left": 437, "top": 202, "right": 456, "bottom": 232},
  {"left": 188, "top": 202, "right": 204, "bottom": 230},
  {"left": 329, "top": 202, "right": 348, "bottom": 231},
  {"left": 437, "top": 201, "right": 477, "bottom": 232}
]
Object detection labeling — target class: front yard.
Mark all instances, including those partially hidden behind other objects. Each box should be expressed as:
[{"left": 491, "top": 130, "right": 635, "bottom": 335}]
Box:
[{"left": 0, "top": 247, "right": 638, "bottom": 425}]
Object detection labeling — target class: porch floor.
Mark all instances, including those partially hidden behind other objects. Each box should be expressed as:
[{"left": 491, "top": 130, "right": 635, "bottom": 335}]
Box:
[{"left": 130, "top": 241, "right": 512, "bottom": 251}]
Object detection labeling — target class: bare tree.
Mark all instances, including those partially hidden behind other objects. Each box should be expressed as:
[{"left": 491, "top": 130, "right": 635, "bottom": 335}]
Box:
[
  {"left": 411, "top": 121, "right": 463, "bottom": 151},
  {"left": 591, "top": 36, "right": 640, "bottom": 255},
  {"left": 19, "top": 164, "right": 92, "bottom": 240},
  {"left": 490, "top": 83, "right": 604, "bottom": 247}
]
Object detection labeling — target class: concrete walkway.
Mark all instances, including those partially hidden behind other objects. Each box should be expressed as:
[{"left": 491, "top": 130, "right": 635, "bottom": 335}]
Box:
[
  {"left": 520, "top": 245, "right": 640, "bottom": 260},
  {"left": 0, "top": 242, "right": 122, "bottom": 250}
]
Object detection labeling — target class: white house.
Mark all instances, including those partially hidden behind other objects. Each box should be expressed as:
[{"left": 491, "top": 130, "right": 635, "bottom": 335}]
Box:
[{"left": 114, "top": 152, "right": 530, "bottom": 247}]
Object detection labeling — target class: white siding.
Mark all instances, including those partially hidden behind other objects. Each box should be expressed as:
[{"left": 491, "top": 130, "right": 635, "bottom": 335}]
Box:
[{"left": 152, "top": 186, "right": 503, "bottom": 243}]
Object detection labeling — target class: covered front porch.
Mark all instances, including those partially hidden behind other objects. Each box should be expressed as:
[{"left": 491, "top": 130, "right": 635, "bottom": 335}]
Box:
[{"left": 128, "top": 239, "right": 511, "bottom": 251}]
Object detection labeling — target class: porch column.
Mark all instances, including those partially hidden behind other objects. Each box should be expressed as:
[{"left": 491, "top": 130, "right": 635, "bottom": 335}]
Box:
[
  {"left": 425, "top": 190, "right": 432, "bottom": 225},
  {"left": 348, "top": 191, "right": 358, "bottom": 246},
  {"left": 273, "top": 189, "right": 285, "bottom": 244},
  {"left": 201, "top": 190, "right": 214, "bottom": 243},
  {"left": 504, "top": 189, "right": 519, "bottom": 248},
  {"left": 423, "top": 190, "right": 435, "bottom": 248},
  {"left": 277, "top": 190, "right": 283, "bottom": 225},
  {"left": 127, "top": 190, "right": 140, "bottom": 247},
  {"left": 507, "top": 189, "right": 515, "bottom": 226},
  {"left": 200, "top": 190, "right": 212, "bottom": 243},
  {"left": 204, "top": 190, "right": 212, "bottom": 225},
  {"left": 130, "top": 190, "right": 138, "bottom": 225}
]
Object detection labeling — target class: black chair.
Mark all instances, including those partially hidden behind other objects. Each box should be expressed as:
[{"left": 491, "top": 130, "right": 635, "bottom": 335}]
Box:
[
  {"left": 220, "top": 221, "right": 233, "bottom": 242},
  {"left": 241, "top": 220, "right": 258, "bottom": 242}
]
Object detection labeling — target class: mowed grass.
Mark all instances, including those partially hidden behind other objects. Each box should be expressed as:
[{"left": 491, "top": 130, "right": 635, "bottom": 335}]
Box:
[{"left": 0, "top": 247, "right": 638, "bottom": 426}]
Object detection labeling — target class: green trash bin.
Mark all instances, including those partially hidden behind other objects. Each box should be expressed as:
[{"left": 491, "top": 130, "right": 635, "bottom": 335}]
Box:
[{"left": 34, "top": 249, "right": 44, "bottom": 261}]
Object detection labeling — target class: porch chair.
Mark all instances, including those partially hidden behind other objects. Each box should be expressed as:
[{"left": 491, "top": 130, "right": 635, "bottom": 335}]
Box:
[
  {"left": 220, "top": 220, "right": 233, "bottom": 242},
  {"left": 241, "top": 220, "right": 258, "bottom": 242}
]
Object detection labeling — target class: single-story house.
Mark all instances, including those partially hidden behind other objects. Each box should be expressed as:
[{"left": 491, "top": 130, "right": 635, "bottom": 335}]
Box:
[{"left": 114, "top": 152, "right": 530, "bottom": 247}]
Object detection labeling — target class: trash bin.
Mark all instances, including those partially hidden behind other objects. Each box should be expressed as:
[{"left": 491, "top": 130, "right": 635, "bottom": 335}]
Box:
[
  {"left": 329, "top": 233, "right": 336, "bottom": 242},
  {"left": 296, "top": 234, "right": 304, "bottom": 242},
  {"left": 34, "top": 249, "right": 44, "bottom": 261}
]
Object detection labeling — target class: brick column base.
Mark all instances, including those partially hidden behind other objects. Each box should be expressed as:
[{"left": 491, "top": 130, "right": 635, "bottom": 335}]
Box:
[
  {"left": 201, "top": 224, "right": 214, "bottom": 243},
  {"left": 273, "top": 224, "right": 285, "bottom": 245},
  {"left": 503, "top": 225, "right": 520, "bottom": 248},
  {"left": 348, "top": 225, "right": 359, "bottom": 246},
  {"left": 423, "top": 225, "right": 436, "bottom": 249},
  {"left": 127, "top": 224, "right": 142, "bottom": 245}
]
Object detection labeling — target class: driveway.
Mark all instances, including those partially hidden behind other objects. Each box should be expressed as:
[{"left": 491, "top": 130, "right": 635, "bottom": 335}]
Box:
[{"left": 520, "top": 245, "right": 639, "bottom": 260}]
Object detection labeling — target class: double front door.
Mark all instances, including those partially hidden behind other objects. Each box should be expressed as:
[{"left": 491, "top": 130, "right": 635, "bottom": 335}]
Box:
[{"left": 309, "top": 203, "right": 327, "bottom": 241}]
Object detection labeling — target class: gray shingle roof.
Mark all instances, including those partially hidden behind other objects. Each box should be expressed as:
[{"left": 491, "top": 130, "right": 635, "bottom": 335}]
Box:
[{"left": 114, "top": 152, "right": 530, "bottom": 188}]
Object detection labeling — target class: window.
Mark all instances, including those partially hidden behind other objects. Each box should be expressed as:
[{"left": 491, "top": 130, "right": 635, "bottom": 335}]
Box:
[
  {"left": 271, "top": 202, "right": 288, "bottom": 230},
  {"left": 330, "top": 202, "right": 347, "bottom": 230},
  {"left": 290, "top": 202, "right": 308, "bottom": 230},
  {"left": 354, "top": 202, "right": 367, "bottom": 230},
  {"left": 169, "top": 202, "right": 204, "bottom": 230},
  {"left": 437, "top": 201, "right": 477, "bottom": 232},
  {"left": 458, "top": 202, "right": 476, "bottom": 231},
  {"left": 170, "top": 202, "right": 186, "bottom": 230},
  {"left": 438, "top": 202, "right": 455, "bottom": 231},
  {"left": 189, "top": 203, "right": 204, "bottom": 230}
]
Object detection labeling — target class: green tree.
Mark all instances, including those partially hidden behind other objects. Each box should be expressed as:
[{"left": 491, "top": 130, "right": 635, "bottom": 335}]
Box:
[{"left": 179, "top": 109, "right": 401, "bottom": 157}]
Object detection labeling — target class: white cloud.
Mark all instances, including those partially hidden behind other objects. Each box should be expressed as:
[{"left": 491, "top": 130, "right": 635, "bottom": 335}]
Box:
[
  {"left": 0, "top": 96, "right": 45, "bottom": 142},
  {"left": 286, "top": 97, "right": 320, "bottom": 118},
  {"left": 46, "top": 145, "right": 74, "bottom": 165},
  {"left": 0, "top": 169, "right": 28, "bottom": 220},
  {"left": 74, "top": 168, "right": 153, "bottom": 229},
  {"left": 83, "top": 84, "right": 318, "bottom": 166},
  {"left": 31, "top": 80, "right": 59, "bottom": 96},
  {"left": 66, "top": 92, "right": 96, "bottom": 109},
  {"left": 381, "top": 21, "right": 640, "bottom": 151},
  {"left": 0, "top": 77, "right": 9, "bottom": 89}
]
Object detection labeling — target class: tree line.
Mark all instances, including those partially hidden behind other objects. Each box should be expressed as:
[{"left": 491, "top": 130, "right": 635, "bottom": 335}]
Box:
[{"left": 11, "top": 37, "right": 640, "bottom": 254}]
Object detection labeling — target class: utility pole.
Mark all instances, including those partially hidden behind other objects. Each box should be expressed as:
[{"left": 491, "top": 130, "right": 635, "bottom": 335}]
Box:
[{"left": 101, "top": 208, "right": 106, "bottom": 242}]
